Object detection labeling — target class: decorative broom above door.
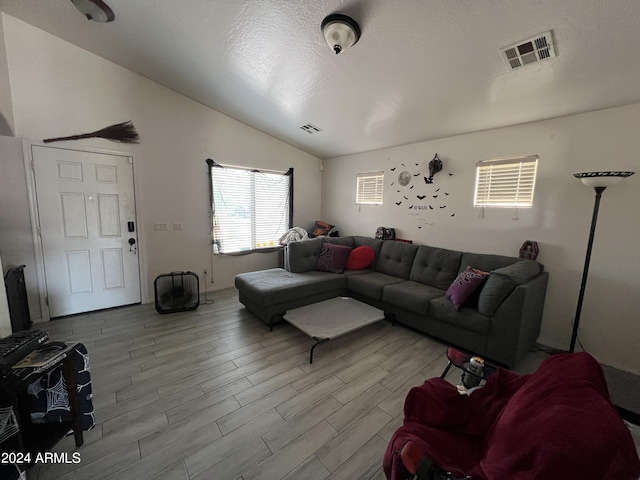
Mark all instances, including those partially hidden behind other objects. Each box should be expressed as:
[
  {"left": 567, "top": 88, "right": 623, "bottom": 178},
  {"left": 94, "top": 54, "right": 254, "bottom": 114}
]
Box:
[{"left": 43, "top": 121, "right": 140, "bottom": 144}]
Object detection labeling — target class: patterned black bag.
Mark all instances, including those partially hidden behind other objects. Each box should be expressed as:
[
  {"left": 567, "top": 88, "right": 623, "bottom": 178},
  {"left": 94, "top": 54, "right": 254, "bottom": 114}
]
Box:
[{"left": 27, "top": 343, "right": 95, "bottom": 430}]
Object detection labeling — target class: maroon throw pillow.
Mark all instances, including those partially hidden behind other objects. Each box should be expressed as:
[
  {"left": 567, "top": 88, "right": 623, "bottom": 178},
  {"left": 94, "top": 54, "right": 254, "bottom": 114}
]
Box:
[
  {"left": 345, "top": 246, "right": 376, "bottom": 270},
  {"left": 316, "top": 243, "right": 352, "bottom": 273},
  {"left": 445, "top": 266, "right": 489, "bottom": 310}
]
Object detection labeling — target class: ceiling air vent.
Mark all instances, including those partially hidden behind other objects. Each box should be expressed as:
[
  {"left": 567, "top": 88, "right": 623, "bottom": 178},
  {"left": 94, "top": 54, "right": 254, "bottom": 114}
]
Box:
[
  {"left": 500, "top": 31, "right": 556, "bottom": 71},
  {"left": 299, "top": 123, "right": 323, "bottom": 134}
]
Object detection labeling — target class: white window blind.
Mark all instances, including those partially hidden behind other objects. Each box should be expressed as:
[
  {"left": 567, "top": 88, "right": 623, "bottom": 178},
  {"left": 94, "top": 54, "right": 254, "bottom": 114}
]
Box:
[
  {"left": 474, "top": 156, "right": 538, "bottom": 207},
  {"left": 211, "top": 165, "right": 292, "bottom": 254},
  {"left": 356, "top": 171, "right": 384, "bottom": 205}
]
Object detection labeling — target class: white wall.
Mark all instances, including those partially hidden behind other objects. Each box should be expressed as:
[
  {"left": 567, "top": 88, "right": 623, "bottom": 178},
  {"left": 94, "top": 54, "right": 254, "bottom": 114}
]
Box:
[
  {"left": 0, "top": 15, "right": 322, "bottom": 312},
  {"left": 0, "top": 135, "right": 40, "bottom": 319},
  {"left": 322, "top": 105, "right": 640, "bottom": 373},
  {"left": 0, "top": 16, "right": 14, "bottom": 135}
]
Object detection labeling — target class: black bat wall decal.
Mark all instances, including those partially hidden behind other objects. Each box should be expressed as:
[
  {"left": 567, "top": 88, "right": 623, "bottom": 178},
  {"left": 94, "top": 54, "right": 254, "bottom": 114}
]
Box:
[{"left": 417, "top": 195, "right": 426, "bottom": 200}]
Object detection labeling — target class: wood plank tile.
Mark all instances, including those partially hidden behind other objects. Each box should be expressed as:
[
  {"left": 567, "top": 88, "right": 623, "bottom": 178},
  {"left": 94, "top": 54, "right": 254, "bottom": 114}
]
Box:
[
  {"left": 191, "top": 437, "right": 272, "bottom": 480},
  {"left": 276, "top": 375, "right": 345, "bottom": 420},
  {"left": 262, "top": 395, "right": 343, "bottom": 453},
  {"left": 101, "top": 386, "right": 201, "bottom": 437},
  {"left": 336, "top": 353, "right": 388, "bottom": 383},
  {"left": 243, "top": 420, "right": 338, "bottom": 480},
  {"left": 282, "top": 455, "right": 331, "bottom": 480},
  {"left": 235, "top": 367, "right": 305, "bottom": 406},
  {"left": 184, "top": 409, "right": 284, "bottom": 478},
  {"left": 148, "top": 461, "right": 190, "bottom": 480},
  {"left": 198, "top": 359, "right": 271, "bottom": 394},
  {"left": 327, "top": 383, "right": 392, "bottom": 432},
  {"left": 246, "top": 355, "right": 307, "bottom": 385},
  {"left": 326, "top": 435, "right": 389, "bottom": 480},
  {"left": 54, "top": 441, "right": 141, "bottom": 480},
  {"left": 165, "top": 377, "right": 252, "bottom": 425},
  {"left": 332, "top": 367, "right": 390, "bottom": 404},
  {"left": 156, "top": 360, "right": 239, "bottom": 398},
  {"left": 291, "top": 358, "right": 351, "bottom": 392},
  {"left": 138, "top": 397, "right": 236, "bottom": 456},
  {"left": 316, "top": 407, "right": 392, "bottom": 472},
  {"left": 217, "top": 385, "right": 298, "bottom": 434}
]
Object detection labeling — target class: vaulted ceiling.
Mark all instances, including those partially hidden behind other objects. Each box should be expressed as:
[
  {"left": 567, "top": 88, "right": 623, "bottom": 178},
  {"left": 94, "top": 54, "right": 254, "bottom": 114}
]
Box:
[{"left": 2, "top": 1, "right": 640, "bottom": 159}]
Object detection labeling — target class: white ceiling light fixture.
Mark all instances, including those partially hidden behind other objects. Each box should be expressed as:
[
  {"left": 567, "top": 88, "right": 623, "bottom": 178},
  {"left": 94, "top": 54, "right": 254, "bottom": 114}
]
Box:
[
  {"left": 321, "top": 13, "right": 361, "bottom": 55},
  {"left": 70, "top": 0, "right": 115, "bottom": 23}
]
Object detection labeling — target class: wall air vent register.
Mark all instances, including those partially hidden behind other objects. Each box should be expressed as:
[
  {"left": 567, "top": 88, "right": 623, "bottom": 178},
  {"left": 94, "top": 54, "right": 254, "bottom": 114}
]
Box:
[
  {"left": 501, "top": 31, "right": 556, "bottom": 70},
  {"left": 299, "top": 123, "right": 323, "bottom": 134}
]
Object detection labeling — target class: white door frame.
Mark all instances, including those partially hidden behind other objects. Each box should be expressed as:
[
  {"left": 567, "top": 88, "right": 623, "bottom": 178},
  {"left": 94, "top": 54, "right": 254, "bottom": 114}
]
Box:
[{"left": 22, "top": 140, "right": 144, "bottom": 321}]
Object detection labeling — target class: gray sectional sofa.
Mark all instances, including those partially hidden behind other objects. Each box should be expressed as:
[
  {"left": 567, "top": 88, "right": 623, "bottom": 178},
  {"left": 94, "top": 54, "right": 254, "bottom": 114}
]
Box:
[{"left": 235, "top": 235, "right": 548, "bottom": 367}]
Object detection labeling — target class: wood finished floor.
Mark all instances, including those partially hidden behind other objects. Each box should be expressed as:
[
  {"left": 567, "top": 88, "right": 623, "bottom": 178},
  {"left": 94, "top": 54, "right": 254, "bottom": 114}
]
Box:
[{"left": 24, "top": 288, "right": 561, "bottom": 479}]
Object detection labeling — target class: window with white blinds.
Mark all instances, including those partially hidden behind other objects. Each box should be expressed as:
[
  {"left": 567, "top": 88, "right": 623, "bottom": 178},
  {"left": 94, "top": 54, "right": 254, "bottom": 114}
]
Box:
[
  {"left": 474, "top": 156, "right": 538, "bottom": 207},
  {"left": 210, "top": 163, "right": 292, "bottom": 254},
  {"left": 356, "top": 171, "right": 384, "bottom": 205}
]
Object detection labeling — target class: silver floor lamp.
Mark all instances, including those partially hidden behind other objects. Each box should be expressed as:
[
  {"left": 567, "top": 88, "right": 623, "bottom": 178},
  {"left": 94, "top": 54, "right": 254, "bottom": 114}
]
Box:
[{"left": 570, "top": 171, "right": 635, "bottom": 352}]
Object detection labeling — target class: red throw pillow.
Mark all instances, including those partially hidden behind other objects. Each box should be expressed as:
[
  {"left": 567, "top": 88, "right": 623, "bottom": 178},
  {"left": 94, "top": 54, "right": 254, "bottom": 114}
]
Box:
[{"left": 346, "top": 246, "right": 376, "bottom": 270}]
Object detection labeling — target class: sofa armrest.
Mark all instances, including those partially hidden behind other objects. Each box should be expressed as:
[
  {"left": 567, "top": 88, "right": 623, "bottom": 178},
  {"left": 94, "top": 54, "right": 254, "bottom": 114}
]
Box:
[
  {"left": 485, "top": 272, "right": 549, "bottom": 367},
  {"left": 478, "top": 260, "right": 542, "bottom": 316}
]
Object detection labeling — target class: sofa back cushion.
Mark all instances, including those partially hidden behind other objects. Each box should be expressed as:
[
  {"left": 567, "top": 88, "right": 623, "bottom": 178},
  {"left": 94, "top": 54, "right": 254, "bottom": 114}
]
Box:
[
  {"left": 477, "top": 260, "right": 542, "bottom": 316},
  {"left": 375, "top": 241, "right": 419, "bottom": 279},
  {"left": 286, "top": 237, "right": 324, "bottom": 273},
  {"left": 458, "top": 252, "right": 524, "bottom": 274},
  {"left": 353, "top": 236, "right": 383, "bottom": 253},
  {"left": 410, "top": 246, "right": 463, "bottom": 290},
  {"left": 324, "top": 236, "right": 354, "bottom": 248}
]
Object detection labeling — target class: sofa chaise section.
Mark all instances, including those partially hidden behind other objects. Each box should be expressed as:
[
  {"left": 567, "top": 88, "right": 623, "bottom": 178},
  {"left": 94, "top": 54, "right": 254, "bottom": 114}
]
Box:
[{"left": 235, "top": 268, "right": 346, "bottom": 327}]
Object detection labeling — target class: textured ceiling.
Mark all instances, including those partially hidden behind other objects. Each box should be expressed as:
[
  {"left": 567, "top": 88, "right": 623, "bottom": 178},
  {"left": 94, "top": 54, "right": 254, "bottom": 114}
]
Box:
[{"left": 2, "top": 0, "right": 640, "bottom": 159}]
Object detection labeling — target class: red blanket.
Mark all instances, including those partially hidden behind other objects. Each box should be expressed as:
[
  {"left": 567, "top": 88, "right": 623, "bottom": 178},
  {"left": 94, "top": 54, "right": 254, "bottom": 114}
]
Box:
[{"left": 384, "top": 352, "right": 640, "bottom": 480}]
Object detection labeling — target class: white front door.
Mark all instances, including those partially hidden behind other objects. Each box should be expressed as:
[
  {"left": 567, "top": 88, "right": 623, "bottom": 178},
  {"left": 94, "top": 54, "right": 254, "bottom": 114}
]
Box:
[{"left": 32, "top": 145, "right": 141, "bottom": 318}]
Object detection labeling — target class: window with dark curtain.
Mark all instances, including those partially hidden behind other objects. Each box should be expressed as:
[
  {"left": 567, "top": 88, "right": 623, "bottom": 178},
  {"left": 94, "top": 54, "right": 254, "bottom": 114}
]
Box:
[{"left": 208, "top": 160, "right": 293, "bottom": 254}]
